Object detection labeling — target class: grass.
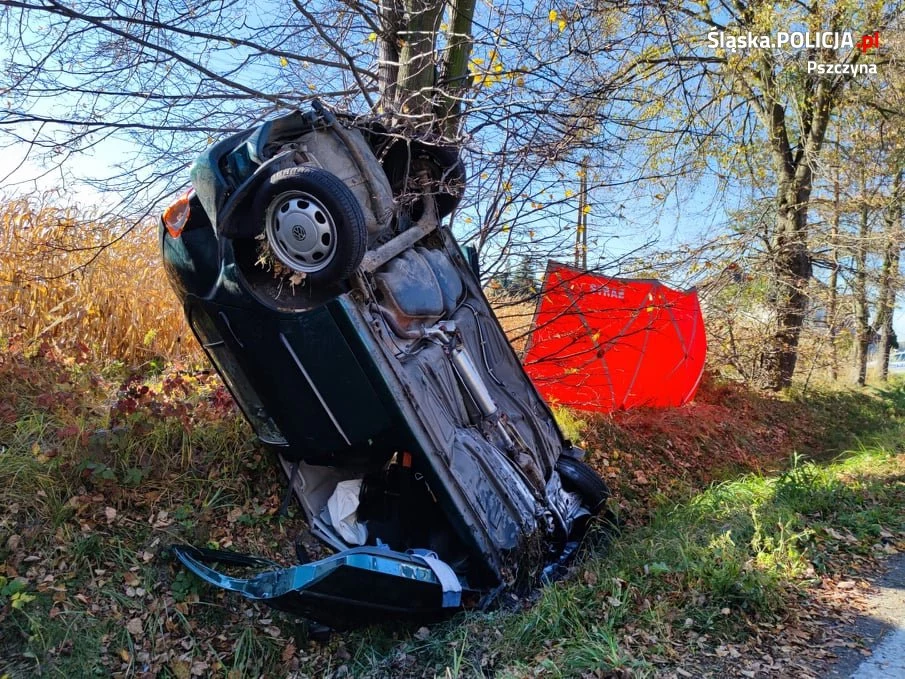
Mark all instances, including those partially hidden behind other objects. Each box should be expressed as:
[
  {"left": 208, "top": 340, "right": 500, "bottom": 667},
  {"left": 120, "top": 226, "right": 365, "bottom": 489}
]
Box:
[
  {"left": 3, "top": 339, "right": 905, "bottom": 677},
  {"left": 341, "top": 434, "right": 905, "bottom": 678},
  {"left": 0, "top": 346, "right": 313, "bottom": 678},
  {"left": 552, "top": 406, "right": 587, "bottom": 444},
  {"left": 3, "top": 197, "right": 905, "bottom": 676}
]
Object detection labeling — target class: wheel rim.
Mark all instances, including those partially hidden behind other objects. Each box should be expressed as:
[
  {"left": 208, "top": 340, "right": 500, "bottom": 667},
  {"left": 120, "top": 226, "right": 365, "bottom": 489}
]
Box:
[{"left": 265, "top": 190, "right": 337, "bottom": 273}]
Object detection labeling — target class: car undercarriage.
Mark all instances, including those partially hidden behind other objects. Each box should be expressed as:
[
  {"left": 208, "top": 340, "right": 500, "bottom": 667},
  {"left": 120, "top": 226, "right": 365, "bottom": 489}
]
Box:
[{"left": 160, "top": 102, "right": 610, "bottom": 627}]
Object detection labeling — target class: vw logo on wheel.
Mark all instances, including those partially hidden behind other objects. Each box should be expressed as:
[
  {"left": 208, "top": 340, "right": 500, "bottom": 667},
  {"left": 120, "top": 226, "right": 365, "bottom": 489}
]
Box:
[{"left": 292, "top": 224, "right": 306, "bottom": 241}]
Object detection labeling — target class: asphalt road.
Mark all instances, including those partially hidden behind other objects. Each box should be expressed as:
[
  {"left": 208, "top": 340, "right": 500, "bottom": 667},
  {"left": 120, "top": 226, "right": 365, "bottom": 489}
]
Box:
[{"left": 827, "top": 553, "right": 905, "bottom": 678}]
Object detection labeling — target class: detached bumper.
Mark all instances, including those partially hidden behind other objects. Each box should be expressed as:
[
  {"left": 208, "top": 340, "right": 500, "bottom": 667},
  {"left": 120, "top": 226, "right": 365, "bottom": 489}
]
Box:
[{"left": 172, "top": 545, "right": 465, "bottom": 628}]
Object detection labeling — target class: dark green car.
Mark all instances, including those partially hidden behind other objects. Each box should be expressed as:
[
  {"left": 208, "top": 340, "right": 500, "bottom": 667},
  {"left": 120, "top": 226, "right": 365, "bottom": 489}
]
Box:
[{"left": 161, "top": 104, "right": 609, "bottom": 628}]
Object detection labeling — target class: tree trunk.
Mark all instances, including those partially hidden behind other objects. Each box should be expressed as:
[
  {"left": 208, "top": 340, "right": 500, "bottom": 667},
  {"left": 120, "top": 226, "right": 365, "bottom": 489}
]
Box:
[
  {"left": 853, "top": 174, "right": 870, "bottom": 387},
  {"left": 393, "top": 0, "right": 444, "bottom": 123},
  {"left": 380, "top": 0, "right": 476, "bottom": 136},
  {"left": 877, "top": 169, "right": 903, "bottom": 381},
  {"left": 828, "top": 143, "right": 840, "bottom": 381},
  {"left": 877, "top": 244, "right": 900, "bottom": 381},
  {"left": 377, "top": 0, "right": 402, "bottom": 112},
  {"left": 436, "top": 0, "right": 477, "bottom": 137},
  {"left": 762, "top": 182, "right": 812, "bottom": 391},
  {"left": 755, "top": 69, "right": 834, "bottom": 391}
]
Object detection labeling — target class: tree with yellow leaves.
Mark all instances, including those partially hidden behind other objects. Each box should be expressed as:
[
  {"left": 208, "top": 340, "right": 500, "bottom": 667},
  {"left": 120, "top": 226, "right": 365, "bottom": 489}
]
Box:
[{"left": 582, "top": 0, "right": 904, "bottom": 389}]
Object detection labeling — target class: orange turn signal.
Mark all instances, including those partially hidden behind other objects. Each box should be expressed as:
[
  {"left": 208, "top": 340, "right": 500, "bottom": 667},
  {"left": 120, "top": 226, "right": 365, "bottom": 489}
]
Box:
[{"left": 163, "top": 190, "right": 192, "bottom": 238}]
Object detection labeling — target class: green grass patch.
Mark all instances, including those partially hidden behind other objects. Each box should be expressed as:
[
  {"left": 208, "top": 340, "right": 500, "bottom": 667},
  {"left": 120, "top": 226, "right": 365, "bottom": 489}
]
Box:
[
  {"left": 3, "top": 353, "right": 905, "bottom": 678},
  {"left": 346, "top": 441, "right": 905, "bottom": 678},
  {"left": 553, "top": 406, "right": 587, "bottom": 444}
]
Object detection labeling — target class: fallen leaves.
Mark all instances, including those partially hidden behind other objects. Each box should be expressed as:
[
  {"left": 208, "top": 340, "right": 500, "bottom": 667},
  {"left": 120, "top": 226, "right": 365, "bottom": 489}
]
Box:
[
  {"left": 3, "top": 350, "right": 905, "bottom": 679},
  {"left": 281, "top": 642, "right": 297, "bottom": 662},
  {"left": 169, "top": 658, "right": 191, "bottom": 679},
  {"left": 126, "top": 617, "right": 143, "bottom": 636}
]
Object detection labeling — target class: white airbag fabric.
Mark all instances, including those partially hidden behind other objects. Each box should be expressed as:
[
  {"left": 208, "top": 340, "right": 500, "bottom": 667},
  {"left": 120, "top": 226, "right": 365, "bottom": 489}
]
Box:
[{"left": 327, "top": 479, "right": 368, "bottom": 545}]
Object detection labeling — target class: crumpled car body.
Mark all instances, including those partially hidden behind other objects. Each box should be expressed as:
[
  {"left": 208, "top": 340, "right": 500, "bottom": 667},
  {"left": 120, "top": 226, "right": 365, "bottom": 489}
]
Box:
[{"left": 160, "top": 104, "right": 609, "bottom": 628}]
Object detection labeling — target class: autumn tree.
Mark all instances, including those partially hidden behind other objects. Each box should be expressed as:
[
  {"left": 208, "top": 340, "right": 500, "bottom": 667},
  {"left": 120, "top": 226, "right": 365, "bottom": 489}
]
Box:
[
  {"left": 806, "top": 29, "right": 905, "bottom": 384},
  {"left": 859, "top": 31, "right": 905, "bottom": 382},
  {"left": 3, "top": 0, "right": 649, "bottom": 289},
  {"left": 0, "top": 0, "right": 476, "bottom": 191},
  {"left": 586, "top": 0, "right": 903, "bottom": 389},
  {"left": 877, "top": 168, "right": 903, "bottom": 379}
]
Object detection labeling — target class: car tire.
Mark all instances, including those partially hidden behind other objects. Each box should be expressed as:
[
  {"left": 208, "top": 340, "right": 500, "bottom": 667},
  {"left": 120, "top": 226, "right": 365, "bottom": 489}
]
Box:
[
  {"left": 556, "top": 456, "right": 610, "bottom": 515},
  {"left": 253, "top": 166, "right": 367, "bottom": 286}
]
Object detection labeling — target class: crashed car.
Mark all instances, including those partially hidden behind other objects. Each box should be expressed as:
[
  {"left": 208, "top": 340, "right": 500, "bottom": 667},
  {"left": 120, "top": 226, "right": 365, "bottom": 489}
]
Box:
[{"left": 160, "top": 102, "right": 610, "bottom": 628}]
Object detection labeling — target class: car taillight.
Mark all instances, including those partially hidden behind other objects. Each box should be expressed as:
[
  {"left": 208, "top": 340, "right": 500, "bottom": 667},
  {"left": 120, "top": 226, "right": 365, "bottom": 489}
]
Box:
[{"left": 162, "top": 190, "right": 192, "bottom": 238}]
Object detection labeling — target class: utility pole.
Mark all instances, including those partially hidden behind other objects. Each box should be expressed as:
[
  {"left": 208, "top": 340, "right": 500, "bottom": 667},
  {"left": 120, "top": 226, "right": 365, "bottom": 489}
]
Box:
[{"left": 575, "top": 156, "right": 589, "bottom": 269}]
